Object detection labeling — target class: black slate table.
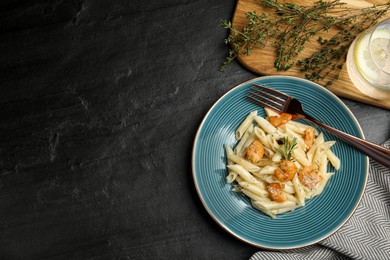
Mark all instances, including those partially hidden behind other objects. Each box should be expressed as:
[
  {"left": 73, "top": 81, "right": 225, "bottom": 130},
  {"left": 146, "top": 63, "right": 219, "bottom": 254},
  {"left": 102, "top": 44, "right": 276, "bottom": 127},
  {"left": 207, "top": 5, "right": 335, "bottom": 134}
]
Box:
[{"left": 1, "top": 1, "right": 389, "bottom": 259}]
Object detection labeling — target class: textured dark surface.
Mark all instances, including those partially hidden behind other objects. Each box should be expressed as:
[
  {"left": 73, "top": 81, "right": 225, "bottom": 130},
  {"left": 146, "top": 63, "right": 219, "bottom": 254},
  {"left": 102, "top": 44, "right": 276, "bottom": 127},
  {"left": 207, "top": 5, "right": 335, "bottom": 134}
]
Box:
[{"left": 0, "top": 1, "right": 389, "bottom": 259}]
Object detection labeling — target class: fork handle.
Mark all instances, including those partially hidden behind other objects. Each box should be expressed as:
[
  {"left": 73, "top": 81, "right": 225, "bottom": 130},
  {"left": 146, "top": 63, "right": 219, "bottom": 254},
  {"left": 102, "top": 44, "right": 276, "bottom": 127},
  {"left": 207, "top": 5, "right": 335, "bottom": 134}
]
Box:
[{"left": 303, "top": 115, "right": 390, "bottom": 168}]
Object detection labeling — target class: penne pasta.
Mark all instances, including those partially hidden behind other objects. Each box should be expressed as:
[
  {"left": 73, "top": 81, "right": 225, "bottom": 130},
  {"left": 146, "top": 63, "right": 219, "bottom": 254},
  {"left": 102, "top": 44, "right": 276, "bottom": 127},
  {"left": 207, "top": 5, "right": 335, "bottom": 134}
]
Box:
[
  {"left": 227, "top": 164, "right": 259, "bottom": 184},
  {"left": 236, "top": 111, "right": 257, "bottom": 140},
  {"left": 307, "top": 132, "right": 324, "bottom": 162},
  {"left": 264, "top": 107, "right": 280, "bottom": 118},
  {"left": 286, "top": 193, "right": 298, "bottom": 203},
  {"left": 312, "top": 172, "right": 334, "bottom": 197},
  {"left": 225, "top": 144, "right": 234, "bottom": 156},
  {"left": 292, "top": 174, "right": 306, "bottom": 206},
  {"left": 267, "top": 134, "right": 281, "bottom": 152},
  {"left": 271, "top": 152, "right": 282, "bottom": 163},
  {"left": 224, "top": 110, "right": 339, "bottom": 218},
  {"left": 326, "top": 149, "right": 341, "bottom": 170},
  {"left": 253, "top": 158, "right": 274, "bottom": 167},
  {"left": 292, "top": 146, "right": 311, "bottom": 167},
  {"left": 238, "top": 181, "right": 268, "bottom": 197},
  {"left": 234, "top": 124, "right": 254, "bottom": 154},
  {"left": 259, "top": 174, "right": 276, "bottom": 184},
  {"left": 312, "top": 141, "right": 335, "bottom": 165},
  {"left": 318, "top": 154, "right": 328, "bottom": 175},
  {"left": 225, "top": 144, "right": 236, "bottom": 182},
  {"left": 241, "top": 187, "right": 266, "bottom": 199},
  {"left": 259, "top": 165, "right": 278, "bottom": 175},
  {"left": 283, "top": 182, "right": 296, "bottom": 194},
  {"left": 252, "top": 200, "right": 296, "bottom": 210},
  {"left": 226, "top": 152, "right": 261, "bottom": 173},
  {"left": 237, "top": 132, "right": 255, "bottom": 157},
  {"left": 287, "top": 120, "right": 313, "bottom": 131},
  {"left": 271, "top": 205, "right": 298, "bottom": 215},
  {"left": 254, "top": 126, "right": 271, "bottom": 150},
  {"left": 226, "top": 172, "right": 237, "bottom": 183},
  {"left": 251, "top": 200, "right": 276, "bottom": 218},
  {"left": 254, "top": 116, "right": 284, "bottom": 139},
  {"left": 284, "top": 121, "right": 306, "bottom": 135}
]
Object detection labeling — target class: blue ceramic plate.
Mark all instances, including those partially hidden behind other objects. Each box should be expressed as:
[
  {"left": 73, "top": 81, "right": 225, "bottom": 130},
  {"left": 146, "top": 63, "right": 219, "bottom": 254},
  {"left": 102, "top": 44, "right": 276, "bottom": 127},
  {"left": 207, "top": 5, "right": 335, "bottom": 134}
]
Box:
[{"left": 192, "top": 76, "right": 368, "bottom": 249}]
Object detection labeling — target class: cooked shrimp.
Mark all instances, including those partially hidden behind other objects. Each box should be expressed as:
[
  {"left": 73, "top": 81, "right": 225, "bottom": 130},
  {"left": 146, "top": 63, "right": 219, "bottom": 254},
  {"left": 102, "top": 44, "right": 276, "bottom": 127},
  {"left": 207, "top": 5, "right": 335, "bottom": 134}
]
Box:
[
  {"left": 304, "top": 127, "right": 315, "bottom": 149},
  {"left": 267, "top": 183, "right": 287, "bottom": 202},
  {"left": 274, "top": 159, "right": 297, "bottom": 182},
  {"left": 298, "top": 164, "right": 322, "bottom": 188},
  {"left": 269, "top": 113, "right": 292, "bottom": 127},
  {"left": 245, "top": 139, "right": 264, "bottom": 163}
]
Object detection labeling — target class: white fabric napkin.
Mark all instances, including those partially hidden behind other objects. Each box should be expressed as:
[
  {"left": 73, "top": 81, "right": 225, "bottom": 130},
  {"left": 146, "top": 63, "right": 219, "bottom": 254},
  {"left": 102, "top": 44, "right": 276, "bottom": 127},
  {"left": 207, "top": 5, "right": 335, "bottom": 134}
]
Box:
[{"left": 250, "top": 139, "right": 390, "bottom": 260}]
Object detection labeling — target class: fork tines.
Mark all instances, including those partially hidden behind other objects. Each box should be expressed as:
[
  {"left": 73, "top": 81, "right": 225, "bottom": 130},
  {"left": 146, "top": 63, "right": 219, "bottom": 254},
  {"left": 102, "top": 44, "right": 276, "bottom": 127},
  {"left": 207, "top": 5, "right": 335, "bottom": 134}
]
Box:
[{"left": 247, "top": 84, "right": 289, "bottom": 113}]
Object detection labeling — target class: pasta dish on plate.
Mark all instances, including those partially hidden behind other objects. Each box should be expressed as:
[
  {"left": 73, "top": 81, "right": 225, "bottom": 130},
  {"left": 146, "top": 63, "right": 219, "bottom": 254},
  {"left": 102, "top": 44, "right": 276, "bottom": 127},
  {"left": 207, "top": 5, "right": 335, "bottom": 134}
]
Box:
[{"left": 224, "top": 108, "right": 340, "bottom": 218}]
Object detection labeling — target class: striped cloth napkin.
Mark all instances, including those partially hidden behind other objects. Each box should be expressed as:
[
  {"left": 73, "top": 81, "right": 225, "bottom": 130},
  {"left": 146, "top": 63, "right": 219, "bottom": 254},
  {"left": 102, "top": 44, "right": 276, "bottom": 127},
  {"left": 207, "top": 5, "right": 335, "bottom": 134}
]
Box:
[{"left": 250, "top": 139, "right": 390, "bottom": 260}]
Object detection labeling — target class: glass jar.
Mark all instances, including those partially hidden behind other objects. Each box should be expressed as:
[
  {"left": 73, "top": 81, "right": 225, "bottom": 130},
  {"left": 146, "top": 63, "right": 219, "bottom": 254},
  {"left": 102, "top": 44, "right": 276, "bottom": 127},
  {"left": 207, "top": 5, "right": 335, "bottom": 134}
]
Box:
[{"left": 346, "top": 18, "right": 390, "bottom": 100}]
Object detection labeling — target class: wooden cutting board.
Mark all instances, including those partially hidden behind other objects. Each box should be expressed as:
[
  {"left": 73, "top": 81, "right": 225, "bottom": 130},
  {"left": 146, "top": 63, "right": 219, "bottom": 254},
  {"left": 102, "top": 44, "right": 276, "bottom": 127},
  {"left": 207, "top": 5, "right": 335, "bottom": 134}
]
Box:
[{"left": 231, "top": 0, "right": 390, "bottom": 110}]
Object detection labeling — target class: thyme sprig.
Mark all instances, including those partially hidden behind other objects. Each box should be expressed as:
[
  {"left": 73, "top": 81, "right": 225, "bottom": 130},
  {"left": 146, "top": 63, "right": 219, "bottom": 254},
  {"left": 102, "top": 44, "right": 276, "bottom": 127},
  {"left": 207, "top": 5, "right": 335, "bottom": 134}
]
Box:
[
  {"left": 275, "top": 137, "right": 297, "bottom": 161},
  {"left": 220, "top": 0, "right": 390, "bottom": 86}
]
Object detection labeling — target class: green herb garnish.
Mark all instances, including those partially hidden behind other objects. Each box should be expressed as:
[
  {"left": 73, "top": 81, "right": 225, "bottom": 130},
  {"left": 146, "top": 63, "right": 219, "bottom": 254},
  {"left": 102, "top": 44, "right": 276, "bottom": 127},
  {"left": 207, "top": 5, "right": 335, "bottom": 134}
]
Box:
[{"left": 275, "top": 137, "right": 297, "bottom": 161}]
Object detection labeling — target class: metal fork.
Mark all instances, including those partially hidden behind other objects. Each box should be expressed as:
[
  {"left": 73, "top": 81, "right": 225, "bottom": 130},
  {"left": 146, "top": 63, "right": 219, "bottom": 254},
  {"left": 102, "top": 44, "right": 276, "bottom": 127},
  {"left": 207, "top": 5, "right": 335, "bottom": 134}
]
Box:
[{"left": 248, "top": 84, "right": 390, "bottom": 168}]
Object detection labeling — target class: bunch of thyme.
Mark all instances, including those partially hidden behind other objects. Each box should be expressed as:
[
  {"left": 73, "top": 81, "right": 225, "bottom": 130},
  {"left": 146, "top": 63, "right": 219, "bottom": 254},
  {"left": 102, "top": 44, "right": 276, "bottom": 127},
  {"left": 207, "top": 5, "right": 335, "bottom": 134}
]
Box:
[{"left": 220, "top": 0, "right": 390, "bottom": 86}]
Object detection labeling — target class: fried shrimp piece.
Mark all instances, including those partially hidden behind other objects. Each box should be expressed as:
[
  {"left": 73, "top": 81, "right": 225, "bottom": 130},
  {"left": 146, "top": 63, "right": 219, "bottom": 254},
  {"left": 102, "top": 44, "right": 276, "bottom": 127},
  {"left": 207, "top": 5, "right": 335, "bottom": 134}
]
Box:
[
  {"left": 274, "top": 159, "right": 297, "bottom": 182},
  {"left": 267, "top": 183, "right": 287, "bottom": 202},
  {"left": 245, "top": 139, "right": 264, "bottom": 163},
  {"left": 298, "top": 164, "right": 322, "bottom": 188},
  {"left": 304, "top": 127, "right": 315, "bottom": 149},
  {"left": 269, "top": 113, "right": 293, "bottom": 127}
]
